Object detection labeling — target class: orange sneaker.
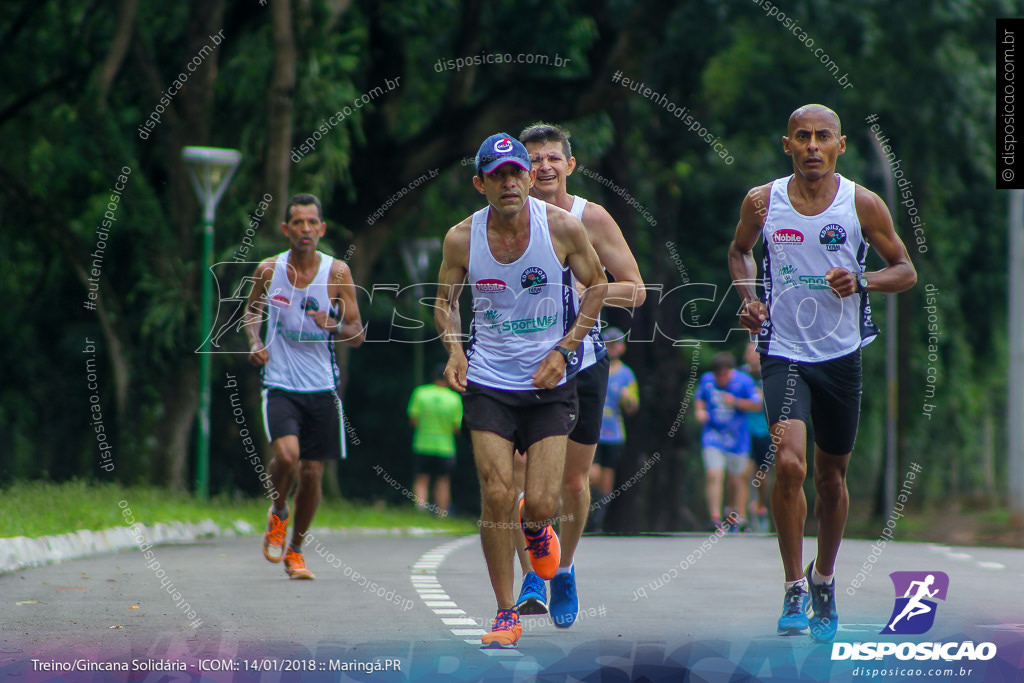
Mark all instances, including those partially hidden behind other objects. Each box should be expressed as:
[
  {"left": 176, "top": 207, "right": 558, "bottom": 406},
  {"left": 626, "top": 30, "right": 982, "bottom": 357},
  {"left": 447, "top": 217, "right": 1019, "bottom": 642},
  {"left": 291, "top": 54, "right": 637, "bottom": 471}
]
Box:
[
  {"left": 283, "top": 548, "right": 315, "bottom": 580},
  {"left": 480, "top": 609, "right": 521, "bottom": 647},
  {"left": 520, "top": 499, "right": 560, "bottom": 580},
  {"left": 262, "top": 507, "right": 288, "bottom": 562}
]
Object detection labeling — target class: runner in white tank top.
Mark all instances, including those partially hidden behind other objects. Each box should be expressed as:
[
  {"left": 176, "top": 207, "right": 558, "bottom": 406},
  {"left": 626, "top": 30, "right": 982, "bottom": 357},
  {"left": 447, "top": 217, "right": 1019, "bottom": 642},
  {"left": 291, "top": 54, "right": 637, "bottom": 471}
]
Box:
[
  {"left": 435, "top": 133, "right": 607, "bottom": 646},
  {"left": 466, "top": 195, "right": 578, "bottom": 391},
  {"left": 729, "top": 105, "right": 917, "bottom": 643},
  {"left": 512, "top": 123, "right": 647, "bottom": 628},
  {"left": 244, "top": 194, "right": 365, "bottom": 581},
  {"left": 261, "top": 249, "right": 340, "bottom": 391},
  {"left": 759, "top": 173, "right": 879, "bottom": 362}
]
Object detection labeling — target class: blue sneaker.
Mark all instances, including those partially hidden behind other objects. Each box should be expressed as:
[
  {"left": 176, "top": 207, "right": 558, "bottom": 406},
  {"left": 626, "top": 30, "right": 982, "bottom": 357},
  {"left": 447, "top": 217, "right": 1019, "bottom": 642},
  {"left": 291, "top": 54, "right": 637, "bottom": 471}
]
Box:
[
  {"left": 777, "top": 580, "right": 810, "bottom": 635},
  {"left": 806, "top": 562, "right": 839, "bottom": 641},
  {"left": 549, "top": 566, "right": 579, "bottom": 628},
  {"left": 516, "top": 570, "right": 548, "bottom": 615}
]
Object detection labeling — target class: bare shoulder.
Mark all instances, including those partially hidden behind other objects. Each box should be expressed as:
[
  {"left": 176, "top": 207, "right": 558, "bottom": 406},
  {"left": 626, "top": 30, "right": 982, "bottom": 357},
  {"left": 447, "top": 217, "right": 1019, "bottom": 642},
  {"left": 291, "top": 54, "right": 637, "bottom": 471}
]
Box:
[
  {"left": 580, "top": 200, "right": 618, "bottom": 237},
  {"left": 441, "top": 216, "right": 473, "bottom": 270},
  {"left": 444, "top": 216, "right": 473, "bottom": 250},
  {"left": 853, "top": 183, "right": 891, "bottom": 225},
  {"left": 546, "top": 201, "right": 586, "bottom": 240},
  {"left": 253, "top": 256, "right": 278, "bottom": 280},
  {"left": 328, "top": 256, "right": 354, "bottom": 283},
  {"left": 737, "top": 181, "right": 774, "bottom": 231},
  {"left": 744, "top": 182, "right": 774, "bottom": 213}
]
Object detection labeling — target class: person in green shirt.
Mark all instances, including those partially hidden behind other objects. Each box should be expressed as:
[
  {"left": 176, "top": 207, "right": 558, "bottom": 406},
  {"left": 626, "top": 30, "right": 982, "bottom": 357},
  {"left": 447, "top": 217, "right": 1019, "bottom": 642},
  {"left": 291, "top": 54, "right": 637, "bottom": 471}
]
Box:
[{"left": 407, "top": 364, "right": 463, "bottom": 515}]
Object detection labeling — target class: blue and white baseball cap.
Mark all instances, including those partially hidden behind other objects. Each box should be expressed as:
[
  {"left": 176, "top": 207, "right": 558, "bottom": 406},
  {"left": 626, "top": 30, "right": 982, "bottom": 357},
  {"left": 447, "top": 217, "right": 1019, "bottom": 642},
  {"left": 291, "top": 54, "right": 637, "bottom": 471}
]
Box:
[{"left": 475, "top": 133, "right": 532, "bottom": 174}]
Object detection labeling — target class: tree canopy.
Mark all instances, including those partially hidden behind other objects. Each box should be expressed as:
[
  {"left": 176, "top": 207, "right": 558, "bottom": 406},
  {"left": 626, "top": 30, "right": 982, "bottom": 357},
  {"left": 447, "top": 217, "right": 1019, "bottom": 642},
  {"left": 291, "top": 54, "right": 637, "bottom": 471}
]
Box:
[{"left": 0, "top": 0, "right": 1014, "bottom": 528}]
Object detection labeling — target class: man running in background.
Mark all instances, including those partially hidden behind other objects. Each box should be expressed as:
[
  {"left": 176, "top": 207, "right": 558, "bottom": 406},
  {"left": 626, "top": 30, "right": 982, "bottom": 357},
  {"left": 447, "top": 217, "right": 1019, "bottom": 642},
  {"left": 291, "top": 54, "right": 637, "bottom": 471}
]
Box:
[
  {"left": 729, "top": 104, "right": 916, "bottom": 640},
  {"left": 434, "top": 133, "right": 607, "bottom": 647},
  {"left": 513, "top": 122, "right": 645, "bottom": 628},
  {"left": 245, "top": 194, "right": 365, "bottom": 580},
  {"left": 695, "top": 351, "right": 761, "bottom": 532}
]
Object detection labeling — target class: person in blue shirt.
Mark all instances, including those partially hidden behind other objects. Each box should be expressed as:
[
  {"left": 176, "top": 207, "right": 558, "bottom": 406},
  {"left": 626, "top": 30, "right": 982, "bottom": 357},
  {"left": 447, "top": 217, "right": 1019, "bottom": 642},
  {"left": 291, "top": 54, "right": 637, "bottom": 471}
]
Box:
[
  {"left": 742, "top": 343, "right": 772, "bottom": 532},
  {"left": 695, "top": 351, "right": 762, "bottom": 531}
]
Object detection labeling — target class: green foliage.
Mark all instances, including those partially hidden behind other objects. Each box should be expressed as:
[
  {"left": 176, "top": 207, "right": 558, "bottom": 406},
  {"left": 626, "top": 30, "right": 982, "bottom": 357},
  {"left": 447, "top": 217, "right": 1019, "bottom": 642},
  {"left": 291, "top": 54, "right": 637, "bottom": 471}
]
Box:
[{"left": 0, "top": 0, "right": 1017, "bottom": 528}]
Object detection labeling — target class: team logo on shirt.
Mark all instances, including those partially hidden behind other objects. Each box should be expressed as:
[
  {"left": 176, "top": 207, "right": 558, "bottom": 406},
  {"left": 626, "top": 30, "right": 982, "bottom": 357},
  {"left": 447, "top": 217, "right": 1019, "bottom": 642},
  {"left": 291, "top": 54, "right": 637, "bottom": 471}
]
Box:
[
  {"left": 492, "top": 314, "right": 557, "bottom": 334},
  {"left": 494, "top": 137, "right": 514, "bottom": 153},
  {"left": 798, "top": 274, "right": 832, "bottom": 290},
  {"left": 819, "top": 224, "right": 847, "bottom": 251},
  {"left": 299, "top": 296, "right": 319, "bottom": 312},
  {"left": 476, "top": 279, "right": 507, "bottom": 292},
  {"left": 270, "top": 293, "right": 290, "bottom": 307},
  {"left": 773, "top": 229, "right": 804, "bottom": 244},
  {"left": 521, "top": 267, "right": 547, "bottom": 294}
]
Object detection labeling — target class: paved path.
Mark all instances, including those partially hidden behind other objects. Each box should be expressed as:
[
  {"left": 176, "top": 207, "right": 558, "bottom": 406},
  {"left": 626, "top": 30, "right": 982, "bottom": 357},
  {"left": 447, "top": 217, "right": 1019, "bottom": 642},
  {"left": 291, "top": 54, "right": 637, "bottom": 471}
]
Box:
[{"left": 1, "top": 531, "right": 1021, "bottom": 681}]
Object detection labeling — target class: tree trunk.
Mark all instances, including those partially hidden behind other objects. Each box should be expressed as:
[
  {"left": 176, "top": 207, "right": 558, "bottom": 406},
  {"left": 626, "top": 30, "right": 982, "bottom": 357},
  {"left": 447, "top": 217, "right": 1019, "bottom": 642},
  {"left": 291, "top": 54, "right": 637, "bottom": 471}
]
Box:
[
  {"left": 145, "top": 0, "right": 227, "bottom": 489},
  {"left": 264, "top": 0, "right": 295, "bottom": 226},
  {"left": 94, "top": 0, "right": 138, "bottom": 103},
  {"left": 155, "top": 362, "right": 199, "bottom": 491}
]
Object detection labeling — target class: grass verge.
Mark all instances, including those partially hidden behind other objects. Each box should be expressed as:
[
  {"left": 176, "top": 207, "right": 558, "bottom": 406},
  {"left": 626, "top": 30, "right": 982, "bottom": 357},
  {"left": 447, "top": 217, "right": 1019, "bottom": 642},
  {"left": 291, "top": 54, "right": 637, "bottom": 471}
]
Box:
[
  {"left": 844, "top": 501, "right": 1024, "bottom": 549},
  {"left": 0, "top": 480, "right": 477, "bottom": 539}
]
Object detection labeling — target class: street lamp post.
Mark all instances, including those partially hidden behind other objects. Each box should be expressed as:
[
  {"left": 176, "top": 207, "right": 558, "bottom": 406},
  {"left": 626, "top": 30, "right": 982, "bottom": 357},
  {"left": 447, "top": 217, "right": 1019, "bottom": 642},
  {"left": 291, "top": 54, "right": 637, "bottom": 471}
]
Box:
[{"left": 182, "top": 146, "right": 242, "bottom": 499}]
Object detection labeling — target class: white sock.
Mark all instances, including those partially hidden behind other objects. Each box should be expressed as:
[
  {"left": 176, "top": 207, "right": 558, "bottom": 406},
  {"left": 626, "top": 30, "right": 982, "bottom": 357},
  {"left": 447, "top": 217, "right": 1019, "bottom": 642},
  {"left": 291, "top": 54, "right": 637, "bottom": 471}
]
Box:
[
  {"left": 556, "top": 564, "right": 573, "bottom": 576},
  {"left": 811, "top": 566, "right": 834, "bottom": 586}
]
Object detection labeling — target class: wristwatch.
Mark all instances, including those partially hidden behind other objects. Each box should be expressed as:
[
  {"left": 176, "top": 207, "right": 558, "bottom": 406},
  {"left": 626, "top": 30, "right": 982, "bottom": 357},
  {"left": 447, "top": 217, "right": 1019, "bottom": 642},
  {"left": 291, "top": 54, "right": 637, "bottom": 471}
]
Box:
[
  {"left": 554, "top": 345, "right": 576, "bottom": 364},
  {"left": 855, "top": 272, "right": 869, "bottom": 293}
]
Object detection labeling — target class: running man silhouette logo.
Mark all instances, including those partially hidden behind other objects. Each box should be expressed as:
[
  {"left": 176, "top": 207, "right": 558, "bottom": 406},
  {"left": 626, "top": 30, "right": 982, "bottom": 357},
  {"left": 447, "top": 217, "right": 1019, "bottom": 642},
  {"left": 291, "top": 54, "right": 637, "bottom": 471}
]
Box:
[{"left": 880, "top": 571, "right": 949, "bottom": 635}]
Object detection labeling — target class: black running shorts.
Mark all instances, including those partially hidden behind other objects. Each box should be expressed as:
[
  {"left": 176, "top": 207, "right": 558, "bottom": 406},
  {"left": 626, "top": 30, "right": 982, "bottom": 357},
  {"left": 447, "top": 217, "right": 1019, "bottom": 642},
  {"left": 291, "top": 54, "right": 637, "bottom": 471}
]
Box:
[
  {"left": 569, "top": 354, "right": 610, "bottom": 446},
  {"left": 750, "top": 434, "right": 773, "bottom": 469},
  {"left": 594, "top": 442, "right": 625, "bottom": 469},
  {"left": 462, "top": 380, "right": 578, "bottom": 454},
  {"left": 414, "top": 453, "right": 456, "bottom": 476},
  {"left": 263, "top": 388, "right": 344, "bottom": 461},
  {"left": 761, "top": 350, "right": 862, "bottom": 456}
]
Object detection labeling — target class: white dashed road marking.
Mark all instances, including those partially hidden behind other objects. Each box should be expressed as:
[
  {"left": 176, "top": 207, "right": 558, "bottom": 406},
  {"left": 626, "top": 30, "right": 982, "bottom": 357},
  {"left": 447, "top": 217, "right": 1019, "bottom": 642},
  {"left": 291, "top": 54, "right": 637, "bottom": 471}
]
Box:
[
  {"left": 411, "top": 536, "right": 512, "bottom": 647},
  {"left": 927, "top": 544, "right": 1008, "bottom": 572}
]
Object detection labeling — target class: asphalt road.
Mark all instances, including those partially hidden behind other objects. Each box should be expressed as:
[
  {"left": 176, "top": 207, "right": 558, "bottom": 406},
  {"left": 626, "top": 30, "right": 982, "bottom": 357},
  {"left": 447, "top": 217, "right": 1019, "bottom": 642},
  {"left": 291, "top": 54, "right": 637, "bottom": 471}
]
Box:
[{"left": 1, "top": 531, "right": 1022, "bottom": 682}]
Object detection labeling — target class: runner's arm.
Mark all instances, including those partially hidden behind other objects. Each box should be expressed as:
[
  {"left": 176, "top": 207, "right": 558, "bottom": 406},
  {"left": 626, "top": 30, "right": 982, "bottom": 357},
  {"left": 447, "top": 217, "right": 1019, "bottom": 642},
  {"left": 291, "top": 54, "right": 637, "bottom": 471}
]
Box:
[
  {"left": 583, "top": 202, "right": 645, "bottom": 308},
  {"left": 532, "top": 211, "right": 608, "bottom": 388},
  {"left": 825, "top": 186, "right": 916, "bottom": 297},
  {"left": 434, "top": 223, "right": 471, "bottom": 392},
  {"left": 728, "top": 184, "right": 771, "bottom": 334},
  {"left": 312, "top": 259, "right": 366, "bottom": 346},
  {"left": 244, "top": 259, "right": 275, "bottom": 366}
]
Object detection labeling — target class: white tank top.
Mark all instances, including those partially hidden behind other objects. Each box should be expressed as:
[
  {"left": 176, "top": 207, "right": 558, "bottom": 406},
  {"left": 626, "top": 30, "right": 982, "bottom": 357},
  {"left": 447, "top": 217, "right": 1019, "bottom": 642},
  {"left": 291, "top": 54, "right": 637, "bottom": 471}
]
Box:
[
  {"left": 758, "top": 174, "right": 878, "bottom": 362},
  {"left": 262, "top": 251, "right": 340, "bottom": 391},
  {"left": 466, "top": 196, "right": 581, "bottom": 391},
  {"left": 568, "top": 195, "right": 607, "bottom": 370}
]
